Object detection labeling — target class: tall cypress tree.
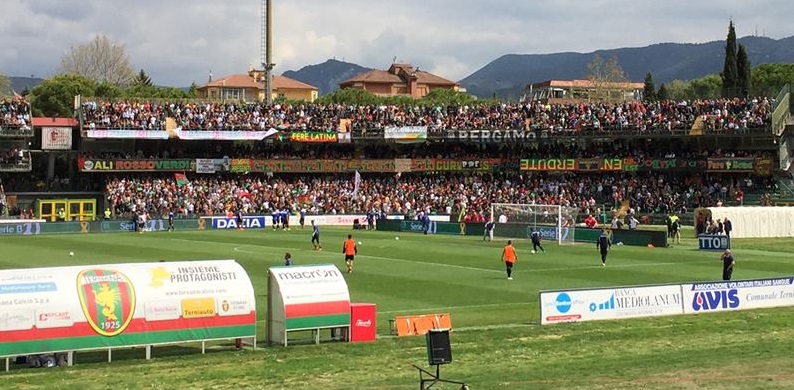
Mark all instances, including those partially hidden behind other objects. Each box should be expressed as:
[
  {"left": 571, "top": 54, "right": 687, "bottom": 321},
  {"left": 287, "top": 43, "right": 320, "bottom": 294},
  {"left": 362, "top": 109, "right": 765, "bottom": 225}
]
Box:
[
  {"left": 643, "top": 72, "right": 657, "bottom": 102},
  {"left": 721, "top": 20, "right": 738, "bottom": 98},
  {"left": 736, "top": 44, "right": 751, "bottom": 97},
  {"left": 657, "top": 84, "right": 669, "bottom": 101}
]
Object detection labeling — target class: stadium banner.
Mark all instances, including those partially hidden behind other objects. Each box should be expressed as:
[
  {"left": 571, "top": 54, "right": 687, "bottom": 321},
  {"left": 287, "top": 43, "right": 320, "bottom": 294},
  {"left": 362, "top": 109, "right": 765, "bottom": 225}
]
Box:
[
  {"left": 267, "top": 264, "right": 351, "bottom": 346},
  {"left": 41, "top": 127, "right": 73, "bottom": 150},
  {"left": 681, "top": 277, "right": 794, "bottom": 314},
  {"left": 100, "top": 219, "right": 198, "bottom": 233},
  {"left": 706, "top": 158, "right": 754, "bottom": 173},
  {"left": 0, "top": 260, "right": 256, "bottom": 357},
  {"left": 250, "top": 159, "right": 396, "bottom": 173},
  {"left": 229, "top": 159, "right": 252, "bottom": 173},
  {"left": 195, "top": 158, "right": 217, "bottom": 174},
  {"left": 204, "top": 216, "right": 267, "bottom": 230},
  {"left": 445, "top": 129, "right": 535, "bottom": 143},
  {"left": 384, "top": 126, "right": 427, "bottom": 143},
  {"left": 290, "top": 131, "right": 337, "bottom": 143},
  {"left": 753, "top": 157, "right": 774, "bottom": 176},
  {"left": 78, "top": 159, "right": 196, "bottom": 172},
  {"left": 0, "top": 221, "right": 85, "bottom": 236},
  {"left": 697, "top": 234, "right": 731, "bottom": 251},
  {"left": 539, "top": 284, "right": 684, "bottom": 325},
  {"left": 174, "top": 128, "right": 278, "bottom": 141},
  {"left": 520, "top": 158, "right": 706, "bottom": 172},
  {"left": 85, "top": 129, "right": 170, "bottom": 139},
  {"left": 410, "top": 158, "right": 504, "bottom": 172}
]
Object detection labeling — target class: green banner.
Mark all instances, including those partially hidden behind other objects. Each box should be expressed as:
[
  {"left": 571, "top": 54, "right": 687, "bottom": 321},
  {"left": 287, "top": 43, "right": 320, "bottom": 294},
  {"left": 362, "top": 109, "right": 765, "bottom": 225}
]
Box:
[{"left": 520, "top": 158, "right": 707, "bottom": 172}]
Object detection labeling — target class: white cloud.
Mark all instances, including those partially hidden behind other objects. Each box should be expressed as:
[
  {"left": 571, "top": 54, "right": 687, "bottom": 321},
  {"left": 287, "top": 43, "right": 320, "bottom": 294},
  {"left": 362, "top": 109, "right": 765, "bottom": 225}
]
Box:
[{"left": 1, "top": 0, "right": 792, "bottom": 86}]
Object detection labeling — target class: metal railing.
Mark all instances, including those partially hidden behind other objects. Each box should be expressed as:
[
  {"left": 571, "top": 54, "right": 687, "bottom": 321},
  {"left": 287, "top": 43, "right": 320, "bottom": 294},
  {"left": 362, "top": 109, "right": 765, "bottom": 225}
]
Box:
[{"left": 770, "top": 84, "right": 791, "bottom": 137}]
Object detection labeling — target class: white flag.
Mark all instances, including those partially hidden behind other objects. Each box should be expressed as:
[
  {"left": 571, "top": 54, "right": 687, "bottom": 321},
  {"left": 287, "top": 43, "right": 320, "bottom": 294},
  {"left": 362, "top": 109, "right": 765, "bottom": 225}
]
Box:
[{"left": 353, "top": 170, "right": 361, "bottom": 197}]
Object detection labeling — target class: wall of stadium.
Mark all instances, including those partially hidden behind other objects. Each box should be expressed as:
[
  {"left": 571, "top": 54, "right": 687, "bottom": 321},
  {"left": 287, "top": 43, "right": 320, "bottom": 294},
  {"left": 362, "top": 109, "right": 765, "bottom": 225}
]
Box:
[
  {"left": 0, "top": 260, "right": 256, "bottom": 361},
  {"left": 705, "top": 207, "right": 794, "bottom": 238}
]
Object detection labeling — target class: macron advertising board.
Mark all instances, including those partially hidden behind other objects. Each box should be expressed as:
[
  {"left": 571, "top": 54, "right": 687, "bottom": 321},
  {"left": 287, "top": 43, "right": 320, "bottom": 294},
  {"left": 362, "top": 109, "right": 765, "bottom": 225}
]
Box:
[
  {"left": 267, "top": 264, "right": 350, "bottom": 346},
  {"left": 0, "top": 260, "right": 256, "bottom": 357},
  {"left": 540, "top": 285, "right": 684, "bottom": 325}
]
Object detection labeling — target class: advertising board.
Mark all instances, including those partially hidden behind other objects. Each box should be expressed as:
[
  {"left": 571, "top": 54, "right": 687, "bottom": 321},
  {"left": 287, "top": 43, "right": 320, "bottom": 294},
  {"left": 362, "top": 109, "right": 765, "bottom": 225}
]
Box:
[
  {"left": 41, "top": 127, "right": 72, "bottom": 150},
  {"left": 697, "top": 234, "right": 731, "bottom": 251},
  {"left": 267, "top": 264, "right": 351, "bottom": 346},
  {"left": 681, "top": 277, "right": 794, "bottom": 314},
  {"left": 0, "top": 260, "right": 256, "bottom": 357},
  {"left": 206, "top": 216, "right": 267, "bottom": 230},
  {"left": 539, "top": 285, "right": 684, "bottom": 325}
]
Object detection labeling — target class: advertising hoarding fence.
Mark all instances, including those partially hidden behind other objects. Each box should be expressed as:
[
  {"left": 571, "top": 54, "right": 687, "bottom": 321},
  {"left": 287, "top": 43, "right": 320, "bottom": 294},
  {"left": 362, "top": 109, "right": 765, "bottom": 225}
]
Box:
[
  {"left": 540, "top": 276, "right": 794, "bottom": 326},
  {"left": 0, "top": 260, "right": 257, "bottom": 370}
]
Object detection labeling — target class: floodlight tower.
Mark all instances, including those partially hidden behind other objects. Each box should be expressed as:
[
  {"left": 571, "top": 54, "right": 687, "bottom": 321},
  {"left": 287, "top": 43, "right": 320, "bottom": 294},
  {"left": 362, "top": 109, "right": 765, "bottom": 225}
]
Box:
[{"left": 261, "top": 0, "right": 275, "bottom": 104}]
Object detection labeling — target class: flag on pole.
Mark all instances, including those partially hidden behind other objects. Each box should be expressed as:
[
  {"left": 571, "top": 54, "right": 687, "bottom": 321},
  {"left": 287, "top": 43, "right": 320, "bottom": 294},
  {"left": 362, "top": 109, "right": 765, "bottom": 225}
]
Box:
[
  {"left": 175, "top": 173, "right": 189, "bottom": 187},
  {"left": 353, "top": 170, "right": 361, "bottom": 197}
]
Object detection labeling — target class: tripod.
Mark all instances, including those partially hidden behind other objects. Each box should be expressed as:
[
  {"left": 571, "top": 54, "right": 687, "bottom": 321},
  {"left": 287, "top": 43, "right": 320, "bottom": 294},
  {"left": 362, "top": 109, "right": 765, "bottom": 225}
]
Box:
[{"left": 412, "top": 364, "right": 468, "bottom": 390}]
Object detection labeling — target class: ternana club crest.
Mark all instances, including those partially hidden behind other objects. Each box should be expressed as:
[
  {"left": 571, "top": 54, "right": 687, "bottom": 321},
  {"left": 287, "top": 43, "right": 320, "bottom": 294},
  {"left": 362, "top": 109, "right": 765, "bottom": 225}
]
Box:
[{"left": 77, "top": 269, "right": 136, "bottom": 336}]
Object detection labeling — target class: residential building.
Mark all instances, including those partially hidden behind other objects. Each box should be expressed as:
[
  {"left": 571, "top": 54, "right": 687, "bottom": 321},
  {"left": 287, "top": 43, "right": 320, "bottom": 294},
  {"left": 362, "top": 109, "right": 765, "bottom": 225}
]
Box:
[
  {"left": 197, "top": 69, "right": 318, "bottom": 102},
  {"left": 339, "top": 63, "right": 459, "bottom": 99}
]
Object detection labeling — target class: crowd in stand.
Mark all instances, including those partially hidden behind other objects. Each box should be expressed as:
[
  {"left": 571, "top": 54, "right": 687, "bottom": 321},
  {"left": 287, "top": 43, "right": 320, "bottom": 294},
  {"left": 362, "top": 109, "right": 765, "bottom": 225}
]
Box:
[
  {"left": 103, "top": 170, "right": 770, "bottom": 222},
  {"left": 80, "top": 97, "right": 772, "bottom": 134},
  {"left": 0, "top": 146, "right": 25, "bottom": 166},
  {"left": 0, "top": 98, "right": 31, "bottom": 129}
]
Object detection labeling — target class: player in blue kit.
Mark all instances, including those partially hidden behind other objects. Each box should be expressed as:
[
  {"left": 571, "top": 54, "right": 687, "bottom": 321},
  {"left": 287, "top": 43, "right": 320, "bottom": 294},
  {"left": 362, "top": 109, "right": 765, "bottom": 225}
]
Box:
[
  {"left": 311, "top": 220, "right": 323, "bottom": 251},
  {"left": 168, "top": 210, "right": 175, "bottom": 231}
]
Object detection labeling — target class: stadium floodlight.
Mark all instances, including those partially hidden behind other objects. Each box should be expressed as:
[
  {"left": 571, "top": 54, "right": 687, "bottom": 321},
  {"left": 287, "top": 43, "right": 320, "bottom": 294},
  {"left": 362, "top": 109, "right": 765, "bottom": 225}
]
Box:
[{"left": 490, "top": 203, "right": 578, "bottom": 245}]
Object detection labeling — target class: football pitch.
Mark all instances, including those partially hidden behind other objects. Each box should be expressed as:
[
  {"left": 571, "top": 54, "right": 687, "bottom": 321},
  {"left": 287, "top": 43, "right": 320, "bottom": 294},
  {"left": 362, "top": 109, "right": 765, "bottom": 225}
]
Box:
[{"left": 2, "top": 227, "right": 794, "bottom": 389}]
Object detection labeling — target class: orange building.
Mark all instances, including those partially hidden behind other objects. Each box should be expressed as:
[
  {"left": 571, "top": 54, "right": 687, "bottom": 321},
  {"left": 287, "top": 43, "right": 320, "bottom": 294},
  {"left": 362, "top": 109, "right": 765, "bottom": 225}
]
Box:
[
  {"left": 197, "top": 70, "right": 318, "bottom": 102},
  {"left": 339, "top": 63, "right": 460, "bottom": 99}
]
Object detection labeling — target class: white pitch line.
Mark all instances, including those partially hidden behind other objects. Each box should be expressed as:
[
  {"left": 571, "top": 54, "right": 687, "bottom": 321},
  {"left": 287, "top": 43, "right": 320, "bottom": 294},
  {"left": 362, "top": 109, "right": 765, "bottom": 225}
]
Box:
[
  {"left": 376, "top": 322, "right": 534, "bottom": 339},
  {"left": 180, "top": 238, "right": 712, "bottom": 275},
  {"left": 380, "top": 301, "right": 530, "bottom": 315}
]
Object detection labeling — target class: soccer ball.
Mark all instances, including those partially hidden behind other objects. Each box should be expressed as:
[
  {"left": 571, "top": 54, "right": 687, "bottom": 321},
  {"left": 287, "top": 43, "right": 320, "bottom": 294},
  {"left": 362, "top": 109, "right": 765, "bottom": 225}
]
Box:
[
  {"left": 358, "top": 241, "right": 362, "bottom": 245},
  {"left": 531, "top": 250, "right": 536, "bottom": 254},
  {"left": 395, "top": 236, "right": 400, "bottom": 240},
  {"left": 69, "top": 251, "right": 74, "bottom": 257}
]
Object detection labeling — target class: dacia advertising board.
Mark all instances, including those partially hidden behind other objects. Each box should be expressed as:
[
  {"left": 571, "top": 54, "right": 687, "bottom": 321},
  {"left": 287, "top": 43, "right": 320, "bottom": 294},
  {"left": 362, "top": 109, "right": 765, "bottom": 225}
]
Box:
[
  {"left": 207, "top": 216, "right": 268, "bottom": 230},
  {"left": 682, "top": 277, "right": 794, "bottom": 314},
  {"left": 540, "top": 285, "right": 684, "bottom": 325},
  {"left": 0, "top": 260, "right": 256, "bottom": 357}
]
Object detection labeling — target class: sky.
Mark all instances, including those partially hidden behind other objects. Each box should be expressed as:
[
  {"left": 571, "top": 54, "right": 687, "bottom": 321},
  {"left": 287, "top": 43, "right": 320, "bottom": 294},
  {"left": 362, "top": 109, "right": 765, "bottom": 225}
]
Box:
[{"left": 1, "top": 0, "right": 792, "bottom": 87}]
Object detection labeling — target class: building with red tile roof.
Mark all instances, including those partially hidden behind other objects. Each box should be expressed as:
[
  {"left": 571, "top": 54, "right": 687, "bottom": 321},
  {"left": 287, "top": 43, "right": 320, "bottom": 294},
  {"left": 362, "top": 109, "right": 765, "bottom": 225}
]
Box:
[
  {"left": 339, "top": 63, "right": 460, "bottom": 99},
  {"left": 197, "top": 70, "right": 318, "bottom": 102}
]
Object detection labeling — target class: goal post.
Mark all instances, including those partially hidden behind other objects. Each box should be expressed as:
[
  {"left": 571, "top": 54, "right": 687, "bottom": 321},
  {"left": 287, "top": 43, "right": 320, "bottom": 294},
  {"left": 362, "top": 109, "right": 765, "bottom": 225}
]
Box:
[{"left": 490, "top": 203, "right": 578, "bottom": 245}]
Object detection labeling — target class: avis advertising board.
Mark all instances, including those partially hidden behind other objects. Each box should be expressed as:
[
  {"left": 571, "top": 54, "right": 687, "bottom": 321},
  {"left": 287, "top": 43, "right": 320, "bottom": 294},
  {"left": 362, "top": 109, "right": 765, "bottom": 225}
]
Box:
[
  {"left": 681, "top": 277, "right": 794, "bottom": 314},
  {"left": 539, "top": 285, "right": 684, "bottom": 325},
  {"left": 0, "top": 260, "right": 256, "bottom": 357}
]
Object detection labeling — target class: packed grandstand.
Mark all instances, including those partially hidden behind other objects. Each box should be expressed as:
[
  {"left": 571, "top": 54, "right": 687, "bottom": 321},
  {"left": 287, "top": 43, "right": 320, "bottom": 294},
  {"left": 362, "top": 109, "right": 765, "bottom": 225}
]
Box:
[
  {"left": 0, "top": 95, "right": 789, "bottom": 223},
  {"left": 78, "top": 97, "right": 772, "bottom": 133}
]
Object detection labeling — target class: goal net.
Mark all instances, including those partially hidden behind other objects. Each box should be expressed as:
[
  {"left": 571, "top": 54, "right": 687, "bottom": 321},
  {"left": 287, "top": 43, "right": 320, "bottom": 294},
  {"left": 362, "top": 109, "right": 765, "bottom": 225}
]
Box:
[{"left": 490, "top": 203, "right": 578, "bottom": 245}]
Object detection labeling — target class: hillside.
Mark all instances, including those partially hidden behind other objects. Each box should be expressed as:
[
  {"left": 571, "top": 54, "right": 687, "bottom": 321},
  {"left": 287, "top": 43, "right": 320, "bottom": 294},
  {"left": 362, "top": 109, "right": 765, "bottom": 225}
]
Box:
[
  {"left": 281, "top": 59, "right": 372, "bottom": 95},
  {"left": 459, "top": 35, "right": 794, "bottom": 99}
]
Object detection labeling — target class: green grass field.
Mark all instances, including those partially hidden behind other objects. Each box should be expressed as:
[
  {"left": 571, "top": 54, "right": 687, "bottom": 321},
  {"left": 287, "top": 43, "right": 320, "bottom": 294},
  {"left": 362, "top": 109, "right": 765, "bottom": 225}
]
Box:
[{"left": 2, "top": 226, "right": 794, "bottom": 389}]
